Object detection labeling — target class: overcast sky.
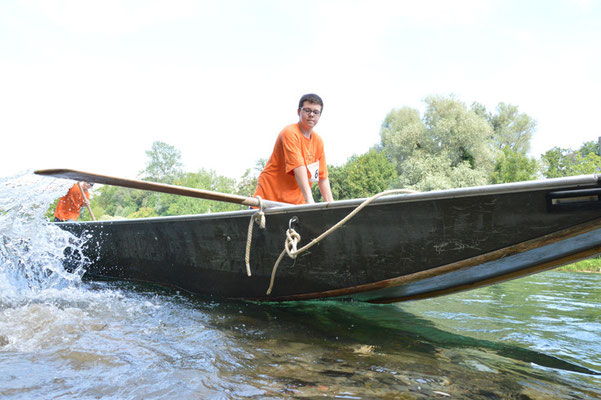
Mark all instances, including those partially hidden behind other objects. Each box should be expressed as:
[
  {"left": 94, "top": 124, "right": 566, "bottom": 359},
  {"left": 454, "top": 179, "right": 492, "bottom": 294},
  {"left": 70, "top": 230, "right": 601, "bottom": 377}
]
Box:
[{"left": 1, "top": 0, "right": 600, "bottom": 181}]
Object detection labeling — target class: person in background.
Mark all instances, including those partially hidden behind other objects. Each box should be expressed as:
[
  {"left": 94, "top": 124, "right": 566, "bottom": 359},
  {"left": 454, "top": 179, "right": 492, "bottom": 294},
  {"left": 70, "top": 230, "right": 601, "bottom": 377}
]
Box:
[
  {"left": 54, "top": 181, "right": 95, "bottom": 222},
  {"left": 254, "top": 93, "right": 334, "bottom": 205}
]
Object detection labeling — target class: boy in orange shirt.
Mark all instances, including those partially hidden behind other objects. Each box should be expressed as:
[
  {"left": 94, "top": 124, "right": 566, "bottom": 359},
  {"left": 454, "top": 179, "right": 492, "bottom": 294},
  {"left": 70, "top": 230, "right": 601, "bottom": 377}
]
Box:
[
  {"left": 54, "top": 182, "right": 94, "bottom": 222},
  {"left": 254, "top": 93, "right": 334, "bottom": 205}
]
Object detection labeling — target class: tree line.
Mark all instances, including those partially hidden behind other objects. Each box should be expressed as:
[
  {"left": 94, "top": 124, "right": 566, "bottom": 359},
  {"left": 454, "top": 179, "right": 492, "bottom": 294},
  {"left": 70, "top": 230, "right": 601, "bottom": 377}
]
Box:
[{"left": 71, "top": 94, "right": 600, "bottom": 221}]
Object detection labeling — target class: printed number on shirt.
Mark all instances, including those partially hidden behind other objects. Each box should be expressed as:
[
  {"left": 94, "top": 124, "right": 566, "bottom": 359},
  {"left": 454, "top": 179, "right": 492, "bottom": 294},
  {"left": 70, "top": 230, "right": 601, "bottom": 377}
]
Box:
[{"left": 307, "top": 161, "right": 319, "bottom": 183}]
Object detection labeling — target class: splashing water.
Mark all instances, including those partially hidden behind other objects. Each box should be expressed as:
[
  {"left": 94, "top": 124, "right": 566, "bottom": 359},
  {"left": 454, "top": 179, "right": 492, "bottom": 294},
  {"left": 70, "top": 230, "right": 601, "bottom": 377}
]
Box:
[{"left": 0, "top": 171, "right": 87, "bottom": 301}]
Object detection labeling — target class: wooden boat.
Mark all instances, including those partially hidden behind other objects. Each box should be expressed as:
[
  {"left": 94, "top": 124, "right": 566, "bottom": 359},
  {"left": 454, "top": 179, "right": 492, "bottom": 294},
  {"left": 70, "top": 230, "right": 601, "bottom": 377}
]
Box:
[{"left": 37, "top": 170, "right": 601, "bottom": 303}]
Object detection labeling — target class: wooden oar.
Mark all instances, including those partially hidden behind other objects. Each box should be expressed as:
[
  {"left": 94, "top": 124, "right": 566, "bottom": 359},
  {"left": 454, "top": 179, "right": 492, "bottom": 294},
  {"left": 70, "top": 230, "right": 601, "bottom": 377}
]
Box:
[
  {"left": 77, "top": 181, "right": 96, "bottom": 221},
  {"left": 34, "top": 169, "right": 289, "bottom": 209}
]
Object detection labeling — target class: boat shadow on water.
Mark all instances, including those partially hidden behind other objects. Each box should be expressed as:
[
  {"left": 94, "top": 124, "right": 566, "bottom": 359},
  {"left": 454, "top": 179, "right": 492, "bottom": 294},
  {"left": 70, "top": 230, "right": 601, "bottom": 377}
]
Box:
[{"left": 256, "top": 300, "right": 600, "bottom": 375}]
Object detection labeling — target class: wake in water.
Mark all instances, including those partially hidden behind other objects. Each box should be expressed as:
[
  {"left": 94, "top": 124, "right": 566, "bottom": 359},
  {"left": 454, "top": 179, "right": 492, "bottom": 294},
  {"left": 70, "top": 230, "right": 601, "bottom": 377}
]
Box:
[{"left": 0, "top": 171, "right": 88, "bottom": 301}]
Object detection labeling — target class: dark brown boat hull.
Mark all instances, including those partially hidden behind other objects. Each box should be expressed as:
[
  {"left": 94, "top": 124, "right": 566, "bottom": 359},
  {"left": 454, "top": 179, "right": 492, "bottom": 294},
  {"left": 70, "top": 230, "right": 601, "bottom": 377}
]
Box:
[{"left": 60, "top": 175, "right": 601, "bottom": 303}]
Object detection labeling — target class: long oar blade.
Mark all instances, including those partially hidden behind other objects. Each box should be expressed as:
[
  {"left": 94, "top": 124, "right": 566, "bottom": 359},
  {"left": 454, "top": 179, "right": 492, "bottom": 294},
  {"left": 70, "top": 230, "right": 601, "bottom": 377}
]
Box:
[{"left": 34, "top": 169, "right": 288, "bottom": 209}]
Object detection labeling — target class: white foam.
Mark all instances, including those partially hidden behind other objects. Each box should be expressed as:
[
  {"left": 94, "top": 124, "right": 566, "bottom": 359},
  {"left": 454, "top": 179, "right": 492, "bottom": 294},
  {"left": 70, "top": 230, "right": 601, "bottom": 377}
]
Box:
[{"left": 0, "top": 171, "right": 86, "bottom": 302}]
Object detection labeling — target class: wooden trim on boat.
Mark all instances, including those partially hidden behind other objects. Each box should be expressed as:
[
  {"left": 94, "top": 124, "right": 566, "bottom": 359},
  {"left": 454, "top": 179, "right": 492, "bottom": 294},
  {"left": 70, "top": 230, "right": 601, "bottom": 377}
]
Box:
[
  {"left": 373, "top": 243, "right": 601, "bottom": 303},
  {"left": 260, "top": 217, "right": 601, "bottom": 302}
]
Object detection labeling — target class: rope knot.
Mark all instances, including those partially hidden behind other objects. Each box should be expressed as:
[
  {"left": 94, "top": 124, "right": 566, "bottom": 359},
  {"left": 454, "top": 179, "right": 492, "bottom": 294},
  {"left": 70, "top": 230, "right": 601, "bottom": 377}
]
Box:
[
  {"left": 254, "top": 210, "right": 265, "bottom": 229},
  {"left": 284, "top": 228, "right": 301, "bottom": 259}
]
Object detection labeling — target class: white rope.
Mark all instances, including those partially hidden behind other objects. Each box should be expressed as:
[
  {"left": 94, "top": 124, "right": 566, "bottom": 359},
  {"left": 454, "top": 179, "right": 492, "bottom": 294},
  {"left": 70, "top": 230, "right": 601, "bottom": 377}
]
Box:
[
  {"left": 244, "top": 196, "right": 265, "bottom": 277},
  {"left": 266, "top": 189, "right": 417, "bottom": 295},
  {"left": 266, "top": 228, "right": 300, "bottom": 295}
]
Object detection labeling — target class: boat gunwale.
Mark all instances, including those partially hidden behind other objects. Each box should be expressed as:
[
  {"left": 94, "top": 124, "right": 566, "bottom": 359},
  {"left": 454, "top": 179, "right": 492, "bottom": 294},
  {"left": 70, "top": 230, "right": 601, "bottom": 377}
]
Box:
[{"left": 58, "top": 174, "right": 601, "bottom": 226}]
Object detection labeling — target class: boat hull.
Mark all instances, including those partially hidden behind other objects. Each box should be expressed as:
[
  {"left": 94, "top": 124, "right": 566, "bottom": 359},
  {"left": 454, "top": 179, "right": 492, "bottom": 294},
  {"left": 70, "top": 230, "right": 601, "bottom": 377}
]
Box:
[{"left": 60, "top": 175, "right": 601, "bottom": 303}]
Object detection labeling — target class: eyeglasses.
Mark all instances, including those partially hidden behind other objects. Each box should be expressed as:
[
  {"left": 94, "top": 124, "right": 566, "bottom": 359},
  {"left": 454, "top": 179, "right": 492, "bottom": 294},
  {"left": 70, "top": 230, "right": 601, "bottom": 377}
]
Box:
[{"left": 301, "top": 107, "right": 321, "bottom": 116}]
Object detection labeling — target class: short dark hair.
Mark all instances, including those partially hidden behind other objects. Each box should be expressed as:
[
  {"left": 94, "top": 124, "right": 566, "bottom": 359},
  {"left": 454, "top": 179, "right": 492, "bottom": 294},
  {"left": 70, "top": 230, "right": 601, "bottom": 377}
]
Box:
[{"left": 298, "top": 93, "right": 323, "bottom": 111}]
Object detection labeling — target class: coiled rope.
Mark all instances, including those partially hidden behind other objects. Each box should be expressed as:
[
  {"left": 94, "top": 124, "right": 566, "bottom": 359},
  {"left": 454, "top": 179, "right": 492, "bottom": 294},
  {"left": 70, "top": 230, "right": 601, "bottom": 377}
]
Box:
[
  {"left": 266, "top": 188, "right": 417, "bottom": 295},
  {"left": 244, "top": 196, "right": 265, "bottom": 276}
]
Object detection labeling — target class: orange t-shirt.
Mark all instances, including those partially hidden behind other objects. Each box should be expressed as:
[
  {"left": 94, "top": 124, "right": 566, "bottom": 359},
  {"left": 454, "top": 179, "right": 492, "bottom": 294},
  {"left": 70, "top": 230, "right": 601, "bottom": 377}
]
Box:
[
  {"left": 54, "top": 183, "right": 90, "bottom": 221},
  {"left": 254, "top": 123, "right": 328, "bottom": 204}
]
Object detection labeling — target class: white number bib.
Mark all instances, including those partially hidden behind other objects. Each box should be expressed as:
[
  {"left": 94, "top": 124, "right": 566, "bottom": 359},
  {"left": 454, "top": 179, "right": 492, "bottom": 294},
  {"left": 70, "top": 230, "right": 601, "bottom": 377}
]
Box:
[{"left": 307, "top": 161, "right": 320, "bottom": 183}]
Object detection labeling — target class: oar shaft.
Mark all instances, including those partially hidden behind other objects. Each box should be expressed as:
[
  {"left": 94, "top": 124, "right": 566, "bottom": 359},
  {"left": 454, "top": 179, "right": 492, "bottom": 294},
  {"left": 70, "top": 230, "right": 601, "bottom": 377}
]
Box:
[
  {"left": 77, "top": 182, "right": 96, "bottom": 221},
  {"left": 35, "top": 169, "right": 288, "bottom": 209}
]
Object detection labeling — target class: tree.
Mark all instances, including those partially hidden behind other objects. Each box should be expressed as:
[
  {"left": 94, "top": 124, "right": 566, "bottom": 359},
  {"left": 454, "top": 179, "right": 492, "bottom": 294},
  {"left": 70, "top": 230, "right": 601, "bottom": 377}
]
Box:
[
  {"left": 491, "top": 148, "right": 538, "bottom": 184},
  {"left": 165, "top": 170, "right": 241, "bottom": 215},
  {"left": 237, "top": 159, "right": 266, "bottom": 197},
  {"left": 470, "top": 101, "right": 490, "bottom": 121},
  {"left": 482, "top": 102, "right": 538, "bottom": 183},
  {"left": 380, "top": 106, "right": 426, "bottom": 167},
  {"left": 92, "top": 143, "right": 242, "bottom": 219},
  {"left": 91, "top": 168, "right": 244, "bottom": 219},
  {"left": 141, "top": 141, "right": 183, "bottom": 183},
  {"left": 540, "top": 147, "right": 570, "bottom": 178},
  {"left": 91, "top": 185, "right": 151, "bottom": 219},
  {"left": 541, "top": 143, "right": 601, "bottom": 178},
  {"left": 569, "top": 152, "right": 601, "bottom": 175},
  {"left": 380, "top": 95, "right": 497, "bottom": 191},
  {"left": 578, "top": 140, "right": 600, "bottom": 157},
  {"left": 315, "top": 149, "right": 397, "bottom": 201},
  {"left": 489, "top": 103, "right": 536, "bottom": 153},
  {"left": 128, "top": 207, "right": 158, "bottom": 219}
]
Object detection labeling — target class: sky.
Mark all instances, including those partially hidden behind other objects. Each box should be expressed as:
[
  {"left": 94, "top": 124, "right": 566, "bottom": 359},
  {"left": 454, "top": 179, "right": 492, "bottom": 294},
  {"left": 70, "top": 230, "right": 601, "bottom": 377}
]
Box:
[{"left": 1, "top": 0, "right": 600, "bottom": 181}]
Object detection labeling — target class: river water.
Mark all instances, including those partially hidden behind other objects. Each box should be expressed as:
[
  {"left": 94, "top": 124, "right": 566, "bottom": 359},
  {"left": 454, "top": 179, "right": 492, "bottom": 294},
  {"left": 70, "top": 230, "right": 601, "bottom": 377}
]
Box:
[{"left": 1, "top": 172, "right": 600, "bottom": 399}]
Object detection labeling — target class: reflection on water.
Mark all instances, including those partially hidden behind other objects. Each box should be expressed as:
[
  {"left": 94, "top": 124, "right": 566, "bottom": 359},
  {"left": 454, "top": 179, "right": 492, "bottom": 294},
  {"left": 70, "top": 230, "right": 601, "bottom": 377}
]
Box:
[{"left": 1, "top": 172, "right": 601, "bottom": 399}]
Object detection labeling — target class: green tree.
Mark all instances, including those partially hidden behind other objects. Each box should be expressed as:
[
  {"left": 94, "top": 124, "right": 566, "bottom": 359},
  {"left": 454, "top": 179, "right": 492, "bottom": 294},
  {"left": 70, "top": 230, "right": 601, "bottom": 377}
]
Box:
[
  {"left": 567, "top": 152, "right": 601, "bottom": 175},
  {"left": 380, "top": 106, "right": 426, "bottom": 167},
  {"left": 470, "top": 101, "right": 490, "bottom": 121},
  {"left": 89, "top": 143, "right": 256, "bottom": 219},
  {"left": 165, "top": 170, "right": 242, "bottom": 215},
  {"left": 315, "top": 149, "right": 397, "bottom": 201},
  {"left": 380, "top": 95, "right": 497, "bottom": 191},
  {"left": 486, "top": 103, "right": 538, "bottom": 183},
  {"left": 489, "top": 102, "right": 536, "bottom": 153},
  {"left": 92, "top": 185, "right": 152, "bottom": 219},
  {"left": 540, "top": 143, "right": 601, "bottom": 178},
  {"left": 141, "top": 141, "right": 183, "bottom": 183},
  {"left": 540, "top": 147, "right": 571, "bottom": 178},
  {"left": 578, "top": 140, "right": 600, "bottom": 157},
  {"left": 237, "top": 158, "right": 266, "bottom": 197},
  {"left": 128, "top": 207, "right": 158, "bottom": 219},
  {"left": 491, "top": 148, "right": 538, "bottom": 184}
]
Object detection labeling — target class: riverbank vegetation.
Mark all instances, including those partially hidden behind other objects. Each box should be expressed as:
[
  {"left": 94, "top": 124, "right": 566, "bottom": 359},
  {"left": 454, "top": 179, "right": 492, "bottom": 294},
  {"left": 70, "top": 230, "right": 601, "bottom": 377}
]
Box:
[
  {"left": 54, "top": 94, "right": 601, "bottom": 272},
  {"left": 558, "top": 259, "right": 601, "bottom": 273}
]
